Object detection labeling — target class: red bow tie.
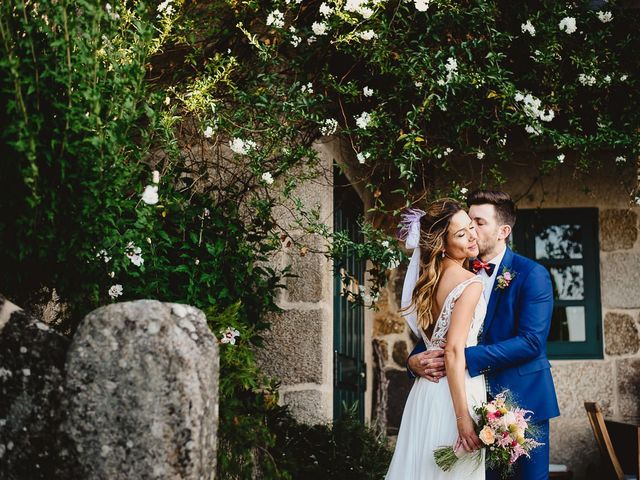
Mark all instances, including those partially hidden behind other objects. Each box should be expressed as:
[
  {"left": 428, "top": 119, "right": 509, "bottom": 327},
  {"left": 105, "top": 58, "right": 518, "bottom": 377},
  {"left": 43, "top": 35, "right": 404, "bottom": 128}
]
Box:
[{"left": 472, "top": 259, "right": 496, "bottom": 276}]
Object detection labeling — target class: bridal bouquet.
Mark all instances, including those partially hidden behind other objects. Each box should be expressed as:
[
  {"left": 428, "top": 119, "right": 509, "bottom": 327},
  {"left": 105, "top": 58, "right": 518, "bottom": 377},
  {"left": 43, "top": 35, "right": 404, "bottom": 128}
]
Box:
[{"left": 434, "top": 391, "right": 543, "bottom": 477}]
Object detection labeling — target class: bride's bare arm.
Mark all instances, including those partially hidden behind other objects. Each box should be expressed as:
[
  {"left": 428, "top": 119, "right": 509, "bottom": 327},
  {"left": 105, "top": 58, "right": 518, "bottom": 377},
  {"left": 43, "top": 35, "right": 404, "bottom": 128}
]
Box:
[{"left": 444, "top": 282, "right": 483, "bottom": 453}]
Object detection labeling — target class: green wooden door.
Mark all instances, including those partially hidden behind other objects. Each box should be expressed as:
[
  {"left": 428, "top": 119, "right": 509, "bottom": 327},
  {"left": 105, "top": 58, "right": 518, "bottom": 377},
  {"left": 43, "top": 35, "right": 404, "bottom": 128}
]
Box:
[{"left": 333, "top": 173, "right": 366, "bottom": 421}]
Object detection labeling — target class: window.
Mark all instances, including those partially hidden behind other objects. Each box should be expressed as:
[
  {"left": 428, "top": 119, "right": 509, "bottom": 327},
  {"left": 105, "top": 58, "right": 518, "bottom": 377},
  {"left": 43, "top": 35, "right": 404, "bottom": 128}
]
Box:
[{"left": 512, "top": 208, "right": 603, "bottom": 359}]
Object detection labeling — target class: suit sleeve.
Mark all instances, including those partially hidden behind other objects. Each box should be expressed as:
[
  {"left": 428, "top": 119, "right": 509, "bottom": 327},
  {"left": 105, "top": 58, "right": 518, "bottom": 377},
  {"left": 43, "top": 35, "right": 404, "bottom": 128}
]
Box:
[
  {"left": 465, "top": 264, "right": 553, "bottom": 377},
  {"left": 405, "top": 339, "right": 427, "bottom": 378}
]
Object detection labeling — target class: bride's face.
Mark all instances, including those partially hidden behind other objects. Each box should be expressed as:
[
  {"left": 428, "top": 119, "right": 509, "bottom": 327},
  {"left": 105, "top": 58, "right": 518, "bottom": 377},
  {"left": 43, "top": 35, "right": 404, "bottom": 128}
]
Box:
[{"left": 445, "top": 210, "right": 479, "bottom": 260}]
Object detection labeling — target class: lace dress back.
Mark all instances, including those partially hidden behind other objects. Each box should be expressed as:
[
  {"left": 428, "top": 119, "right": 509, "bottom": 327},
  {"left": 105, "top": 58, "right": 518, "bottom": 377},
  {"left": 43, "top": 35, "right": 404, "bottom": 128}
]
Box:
[{"left": 386, "top": 276, "right": 487, "bottom": 480}]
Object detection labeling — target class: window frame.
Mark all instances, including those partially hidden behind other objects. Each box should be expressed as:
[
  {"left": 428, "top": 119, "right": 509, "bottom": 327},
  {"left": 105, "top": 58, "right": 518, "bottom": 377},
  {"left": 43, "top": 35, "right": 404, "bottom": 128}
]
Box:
[{"left": 512, "top": 207, "right": 603, "bottom": 360}]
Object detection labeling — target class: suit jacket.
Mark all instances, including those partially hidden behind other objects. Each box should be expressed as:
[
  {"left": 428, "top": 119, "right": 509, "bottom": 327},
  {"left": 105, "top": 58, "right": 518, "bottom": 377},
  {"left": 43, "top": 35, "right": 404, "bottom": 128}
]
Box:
[{"left": 408, "top": 247, "right": 560, "bottom": 422}]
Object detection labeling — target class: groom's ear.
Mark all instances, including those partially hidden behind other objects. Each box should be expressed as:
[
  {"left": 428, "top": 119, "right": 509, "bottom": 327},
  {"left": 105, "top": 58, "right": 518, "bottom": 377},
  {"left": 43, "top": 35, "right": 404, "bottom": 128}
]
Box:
[{"left": 497, "top": 224, "right": 512, "bottom": 241}]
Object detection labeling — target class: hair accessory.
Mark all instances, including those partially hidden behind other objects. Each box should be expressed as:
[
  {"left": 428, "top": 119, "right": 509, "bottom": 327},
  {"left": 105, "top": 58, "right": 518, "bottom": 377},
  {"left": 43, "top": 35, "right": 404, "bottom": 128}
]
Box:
[{"left": 398, "top": 208, "right": 426, "bottom": 337}]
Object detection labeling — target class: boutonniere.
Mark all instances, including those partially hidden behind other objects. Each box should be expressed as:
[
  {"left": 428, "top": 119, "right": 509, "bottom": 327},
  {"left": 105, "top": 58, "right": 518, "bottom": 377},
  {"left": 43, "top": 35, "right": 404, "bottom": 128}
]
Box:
[{"left": 495, "top": 267, "right": 517, "bottom": 290}]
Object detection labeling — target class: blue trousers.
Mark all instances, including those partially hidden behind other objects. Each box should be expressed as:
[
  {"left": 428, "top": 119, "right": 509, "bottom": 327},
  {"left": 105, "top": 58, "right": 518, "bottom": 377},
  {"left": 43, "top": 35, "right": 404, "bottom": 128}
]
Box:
[{"left": 486, "top": 419, "right": 550, "bottom": 480}]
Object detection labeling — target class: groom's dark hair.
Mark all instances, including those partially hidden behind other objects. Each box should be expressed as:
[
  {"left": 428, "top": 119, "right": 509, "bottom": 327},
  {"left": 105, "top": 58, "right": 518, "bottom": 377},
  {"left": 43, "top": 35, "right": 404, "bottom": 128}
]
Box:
[{"left": 466, "top": 190, "right": 516, "bottom": 228}]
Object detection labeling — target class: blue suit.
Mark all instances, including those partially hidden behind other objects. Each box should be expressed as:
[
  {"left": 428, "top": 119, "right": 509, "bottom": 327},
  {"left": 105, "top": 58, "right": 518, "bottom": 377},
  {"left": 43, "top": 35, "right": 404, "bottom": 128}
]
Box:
[{"left": 409, "top": 247, "right": 560, "bottom": 480}]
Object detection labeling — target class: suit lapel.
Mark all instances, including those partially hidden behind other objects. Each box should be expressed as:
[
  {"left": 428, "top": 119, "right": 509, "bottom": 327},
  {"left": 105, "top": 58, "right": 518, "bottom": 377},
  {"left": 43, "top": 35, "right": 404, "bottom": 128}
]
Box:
[{"left": 480, "top": 247, "right": 514, "bottom": 341}]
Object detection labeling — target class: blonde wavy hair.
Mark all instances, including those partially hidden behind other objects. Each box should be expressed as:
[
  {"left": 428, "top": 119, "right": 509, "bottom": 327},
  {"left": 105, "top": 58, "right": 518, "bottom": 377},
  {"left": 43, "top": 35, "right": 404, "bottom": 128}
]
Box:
[{"left": 411, "top": 198, "right": 465, "bottom": 331}]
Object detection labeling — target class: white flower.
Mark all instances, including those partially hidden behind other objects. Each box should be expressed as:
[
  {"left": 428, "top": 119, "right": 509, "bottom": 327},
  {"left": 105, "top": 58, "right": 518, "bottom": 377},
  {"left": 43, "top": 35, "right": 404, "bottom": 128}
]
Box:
[
  {"left": 229, "top": 137, "right": 256, "bottom": 155},
  {"left": 312, "top": 21, "right": 328, "bottom": 36},
  {"left": 109, "top": 271, "right": 115, "bottom": 278},
  {"left": 415, "top": 81, "right": 424, "bottom": 87},
  {"left": 578, "top": 74, "right": 597, "bottom": 86},
  {"left": 157, "top": 0, "right": 174, "bottom": 16},
  {"left": 320, "top": 118, "right": 338, "bottom": 136},
  {"left": 597, "top": 11, "right": 613, "bottom": 23},
  {"left": 476, "top": 151, "right": 485, "bottom": 160},
  {"left": 152, "top": 170, "right": 160, "bottom": 184},
  {"left": 345, "top": 0, "right": 374, "bottom": 17},
  {"left": 437, "top": 79, "right": 446, "bottom": 86},
  {"left": 414, "top": 0, "right": 430, "bottom": 12},
  {"left": 164, "top": 96, "right": 171, "bottom": 105},
  {"left": 108, "top": 284, "right": 123, "bottom": 299},
  {"left": 204, "top": 125, "right": 214, "bottom": 138},
  {"left": 460, "top": 187, "right": 469, "bottom": 195},
  {"left": 539, "top": 109, "right": 555, "bottom": 122},
  {"left": 266, "top": 10, "right": 285, "bottom": 29},
  {"left": 195, "top": 258, "right": 200, "bottom": 265},
  {"left": 559, "top": 17, "right": 577, "bottom": 34},
  {"left": 499, "top": 135, "right": 507, "bottom": 146},
  {"left": 363, "top": 86, "right": 374, "bottom": 97},
  {"left": 301, "top": 82, "right": 313, "bottom": 94},
  {"left": 355, "top": 111, "right": 372, "bottom": 129},
  {"left": 141, "top": 185, "right": 159, "bottom": 205},
  {"left": 357, "top": 151, "right": 371, "bottom": 164},
  {"left": 319, "top": 2, "right": 333, "bottom": 17},
  {"left": 220, "top": 327, "right": 240, "bottom": 345},
  {"left": 381, "top": 240, "right": 390, "bottom": 248},
  {"left": 615, "top": 156, "right": 626, "bottom": 164},
  {"left": 126, "top": 242, "right": 144, "bottom": 267},
  {"left": 261, "top": 172, "right": 274, "bottom": 184},
  {"left": 307, "top": 35, "right": 317, "bottom": 44},
  {"left": 514, "top": 92, "right": 524, "bottom": 102},
  {"left": 603, "top": 75, "right": 612, "bottom": 83},
  {"left": 557, "top": 153, "right": 565, "bottom": 163},
  {"left": 445, "top": 57, "right": 458, "bottom": 73},
  {"left": 358, "top": 30, "right": 377, "bottom": 41},
  {"left": 388, "top": 257, "right": 401, "bottom": 270},
  {"left": 521, "top": 20, "right": 536, "bottom": 36},
  {"left": 97, "top": 249, "right": 111, "bottom": 263},
  {"left": 290, "top": 35, "right": 302, "bottom": 47},
  {"left": 525, "top": 124, "right": 542, "bottom": 136},
  {"left": 444, "top": 147, "right": 453, "bottom": 156},
  {"left": 620, "top": 74, "right": 628, "bottom": 81}
]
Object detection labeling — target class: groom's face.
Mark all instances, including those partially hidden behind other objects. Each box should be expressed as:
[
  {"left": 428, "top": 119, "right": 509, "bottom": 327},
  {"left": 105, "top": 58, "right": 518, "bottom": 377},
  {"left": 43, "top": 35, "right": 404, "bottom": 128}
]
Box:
[{"left": 468, "top": 203, "right": 505, "bottom": 258}]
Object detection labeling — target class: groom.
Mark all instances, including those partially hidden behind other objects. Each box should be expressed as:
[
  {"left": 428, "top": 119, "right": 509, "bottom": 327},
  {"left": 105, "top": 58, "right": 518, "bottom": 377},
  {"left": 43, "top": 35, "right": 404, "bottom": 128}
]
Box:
[{"left": 407, "top": 190, "right": 559, "bottom": 480}]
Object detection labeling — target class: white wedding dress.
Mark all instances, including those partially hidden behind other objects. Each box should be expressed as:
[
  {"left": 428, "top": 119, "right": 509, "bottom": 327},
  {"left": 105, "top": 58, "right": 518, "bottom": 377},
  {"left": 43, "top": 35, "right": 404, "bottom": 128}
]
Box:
[{"left": 386, "top": 276, "right": 487, "bottom": 480}]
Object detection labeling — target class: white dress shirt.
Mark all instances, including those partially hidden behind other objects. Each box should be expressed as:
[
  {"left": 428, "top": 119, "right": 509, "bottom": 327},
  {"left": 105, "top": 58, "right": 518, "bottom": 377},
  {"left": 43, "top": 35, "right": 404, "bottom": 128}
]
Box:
[{"left": 476, "top": 246, "right": 507, "bottom": 304}]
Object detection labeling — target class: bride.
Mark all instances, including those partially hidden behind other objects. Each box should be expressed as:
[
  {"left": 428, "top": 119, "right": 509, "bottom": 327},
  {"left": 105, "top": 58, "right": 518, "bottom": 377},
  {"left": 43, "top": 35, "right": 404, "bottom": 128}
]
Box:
[{"left": 386, "top": 199, "right": 487, "bottom": 480}]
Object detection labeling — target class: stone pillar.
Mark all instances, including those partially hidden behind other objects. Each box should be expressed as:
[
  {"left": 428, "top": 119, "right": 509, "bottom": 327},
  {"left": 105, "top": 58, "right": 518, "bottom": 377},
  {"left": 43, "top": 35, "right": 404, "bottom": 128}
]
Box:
[
  {"left": 0, "top": 295, "right": 71, "bottom": 479},
  {"left": 255, "top": 138, "right": 337, "bottom": 424},
  {"left": 63, "top": 300, "right": 219, "bottom": 480}
]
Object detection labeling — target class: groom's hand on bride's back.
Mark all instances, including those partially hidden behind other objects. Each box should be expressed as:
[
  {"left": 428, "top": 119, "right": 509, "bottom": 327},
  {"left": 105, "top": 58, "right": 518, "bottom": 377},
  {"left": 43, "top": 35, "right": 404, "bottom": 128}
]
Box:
[{"left": 407, "top": 349, "right": 446, "bottom": 382}]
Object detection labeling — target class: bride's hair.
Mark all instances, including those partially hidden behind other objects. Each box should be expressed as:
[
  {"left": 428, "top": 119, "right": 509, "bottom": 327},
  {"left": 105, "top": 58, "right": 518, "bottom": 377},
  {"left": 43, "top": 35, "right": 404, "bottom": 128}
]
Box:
[{"left": 411, "top": 198, "right": 464, "bottom": 331}]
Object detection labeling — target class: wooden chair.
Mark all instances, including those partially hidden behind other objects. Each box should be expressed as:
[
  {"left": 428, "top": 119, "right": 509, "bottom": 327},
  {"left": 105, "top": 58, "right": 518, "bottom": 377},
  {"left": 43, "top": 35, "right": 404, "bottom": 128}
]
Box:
[
  {"left": 549, "top": 463, "right": 573, "bottom": 479},
  {"left": 584, "top": 401, "right": 637, "bottom": 480}
]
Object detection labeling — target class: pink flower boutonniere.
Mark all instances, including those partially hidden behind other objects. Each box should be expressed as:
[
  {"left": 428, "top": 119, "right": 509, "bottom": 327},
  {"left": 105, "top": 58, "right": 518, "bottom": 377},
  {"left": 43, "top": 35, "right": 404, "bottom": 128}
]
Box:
[{"left": 495, "top": 267, "right": 517, "bottom": 290}]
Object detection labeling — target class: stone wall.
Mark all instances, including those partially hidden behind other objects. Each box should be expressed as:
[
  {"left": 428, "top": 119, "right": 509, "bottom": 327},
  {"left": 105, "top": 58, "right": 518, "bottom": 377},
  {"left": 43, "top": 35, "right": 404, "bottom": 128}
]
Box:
[
  {"left": 372, "top": 160, "right": 640, "bottom": 478},
  {"left": 255, "top": 138, "right": 338, "bottom": 424}
]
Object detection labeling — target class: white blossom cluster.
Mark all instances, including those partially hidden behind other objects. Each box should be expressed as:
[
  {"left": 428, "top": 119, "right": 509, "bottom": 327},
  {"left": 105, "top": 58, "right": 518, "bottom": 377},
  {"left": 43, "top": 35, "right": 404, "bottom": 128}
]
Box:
[
  {"left": 157, "top": 0, "right": 175, "bottom": 17},
  {"left": 355, "top": 111, "right": 373, "bottom": 129},
  {"left": 514, "top": 92, "right": 554, "bottom": 123},
  {"left": 266, "top": 10, "right": 285, "bottom": 29},
  {"left": 358, "top": 30, "right": 378, "bottom": 41},
  {"left": 261, "top": 172, "right": 274, "bottom": 184},
  {"left": 414, "top": 0, "right": 429, "bottom": 12},
  {"left": 521, "top": 20, "right": 536, "bottom": 36},
  {"left": 363, "top": 86, "right": 374, "bottom": 97},
  {"left": 345, "top": 0, "right": 374, "bottom": 18},
  {"left": 125, "top": 241, "right": 144, "bottom": 267},
  {"left": 312, "top": 21, "right": 328, "bottom": 36},
  {"left": 597, "top": 11, "right": 613, "bottom": 23},
  {"left": 578, "top": 73, "right": 596, "bottom": 86},
  {"left": 357, "top": 151, "right": 371, "bottom": 164},
  {"left": 559, "top": 17, "right": 577, "bottom": 34},
  {"left": 301, "top": 82, "right": 313, "bottom": 94},
  {"left": 229, "top": 137, "right": 257, "bottom": 155},
  {"left": 444, "top": 56, "right": 458, "bottom": 83},
  {"left": 108, "top": 284, "right": 123, "bottom": 299},
  {"left": 320, "top": 118, "right": 338, "bottom": 136}
]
